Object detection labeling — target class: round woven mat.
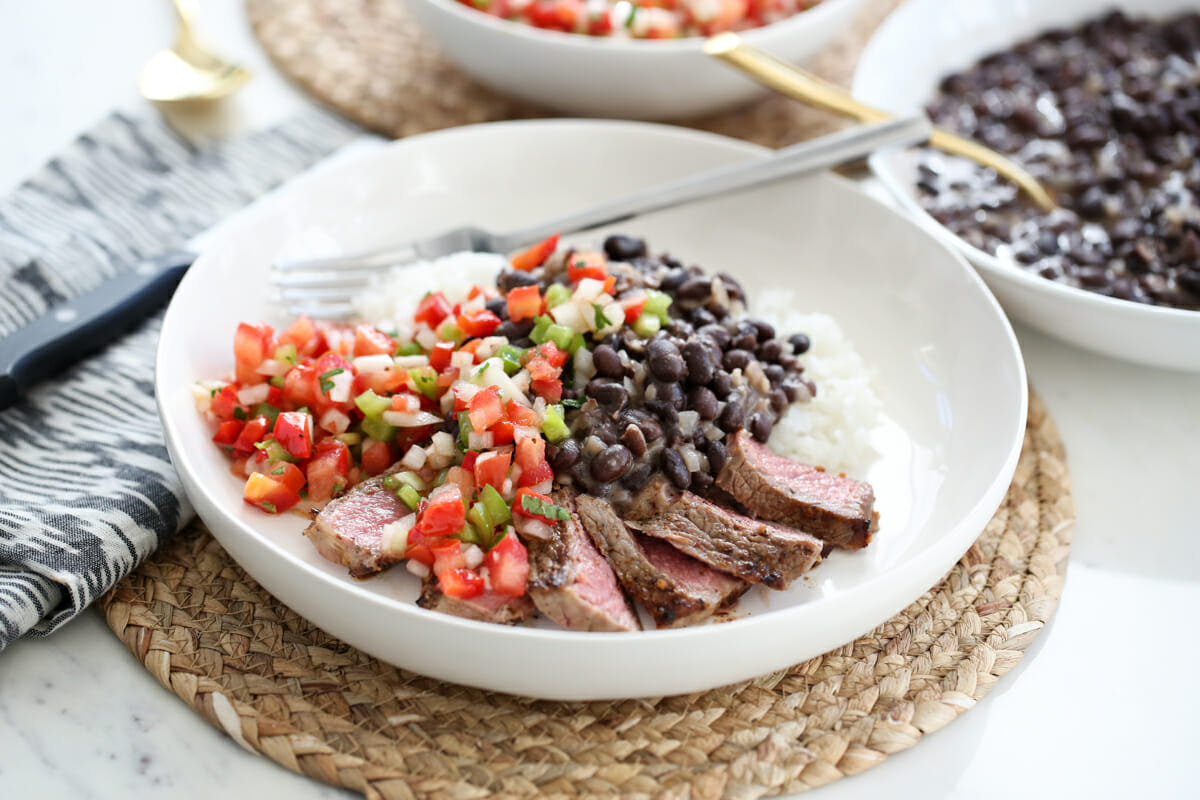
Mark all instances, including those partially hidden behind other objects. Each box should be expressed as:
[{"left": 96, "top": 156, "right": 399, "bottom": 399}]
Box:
[
  {"left": 244, "top": 0, "right": 907, "bottom": 147},
  {"left": 101, "top": 391, "right": 1073, "bottom": 799}
]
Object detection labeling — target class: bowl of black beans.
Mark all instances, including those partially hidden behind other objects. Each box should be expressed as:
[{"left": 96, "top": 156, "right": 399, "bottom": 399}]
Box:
[{"left": 853, "top": 0, "right": 1200, "bottom": 372}]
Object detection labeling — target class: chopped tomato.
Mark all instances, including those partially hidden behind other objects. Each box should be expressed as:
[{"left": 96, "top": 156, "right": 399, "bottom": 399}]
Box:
[
  {"left": 234, "top": 322, "right": 274, "bottom": 385},
  {"left": 354, "top": 366, "right": 410, "bottom": 397},
  {"left": 243, "top": 472, "right": 299, "bottom": 514},
  {"left": 420, "top": 485, "right": 466, "bottom": 538},
  {"left": 212, "top": 419, "right": 244, "bottom": 446},
  {"left": 486, "top": 533, "right": 529, "bottom": 597},
  {"left": 273, "top": 411, "right": 313, "bottom": 459},
  {"left": 306, "top": 439, "right": 350, "bottom": 503},
  {"left": 361, "top": 439, "right": 394, "bottom": 476},
  {"left": 621, "top": 292, "right": 648, "bottom": 323},
  {"left": 490, "top": 420, "right": 515, "bottom": 446},
  {"left": 530, "top": 379, "right": 562, "bottom": 403},
  {"left": 282, "top": 364, "right": 321, "bottom": 410},
  {"left": 209, "top": 384, "right": 243, "bottom": 422},
  {"left": 460, "top": 451, "right": 479, "bottom": 472},
  {"left": 506, "top": 402, "right": 540, "bottom": 428},
  {"left": 457, "top": 309, "right": 502, "bottom": 339},
  {"left": 517, "top": 459, "right": 552, "bottom": 488},
  {"left": 266, "top": 461, "right": 306, "bottom": 494},
  {"left": 514, "top": 433, "right": 546, "bottom": 472},
  {"left": 505, "top": 285, "right": 542, "bottom": 322},
  {"left": 429, "top": 340, "right": 456, "bottom": 372},
  {"left": 567, "top": 251, "right": 608, "bottom": 283},
  {"left": 442, "top": 466, "right": 475, "bottom": 501},
  {"left": 467, "top": 386, "right": 505, "bottom": 431},
  {"left": 431, "top": 541, "right": 469, "bottom": 576},
  {"left": 353, "top": 324, "right": 396, "bottom": 356},
  {"left": 414, "top": 292, "right": 453, "bottom": 327},
  {"left": 439, "top": 568, "right": 484, "bottom": 598},
  {"left": 473, "top": 450, "right": 512, "bottom": 491},
  {"left": 511, "top": 234, "right": 559, "bottom": 271},
  {"left": 278, "top": 315, "right": 325, "bottom": 358},
  {"left": 233, "top": 415, "right": 271, "bottom": 453}
]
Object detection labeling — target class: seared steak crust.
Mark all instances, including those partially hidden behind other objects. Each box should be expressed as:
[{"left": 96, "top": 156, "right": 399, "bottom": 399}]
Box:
[
  {"left": 417, "top": 580, "right": 535, "bottom": 625},
  {"left": 302, "top": 474, "right": 408, "bottom": 578},
  {"left": 717, "top": 431, "right": 876, "bottom": 550}
]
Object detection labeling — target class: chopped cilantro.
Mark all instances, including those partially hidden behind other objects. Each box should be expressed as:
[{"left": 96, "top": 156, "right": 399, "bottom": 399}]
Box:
[
  {"left": 520, "top": 493, "right": 570, "bottom": 521},
  {"left": 560, "top": 398, "right": 583, "bottom": 408},
  {"left": 319, "top": 367, "right": 344, "bottom": 393},
  {"left": 232, "top": 406, "right": 247, "bottom": 421},
  {"left": 260, "top": 501, "right": 277, "bottom": 514},
  {"left": 593, "top": 303, "right": 612, "bottom": 329}
]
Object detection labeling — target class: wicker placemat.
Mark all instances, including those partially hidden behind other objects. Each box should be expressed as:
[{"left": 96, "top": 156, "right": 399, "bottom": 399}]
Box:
[
  {"left": 245, "top": 0, "right": 907, "bottom": 148},
  {"left": 100, "top": 391, "right": 1072, "bottom": 799}
]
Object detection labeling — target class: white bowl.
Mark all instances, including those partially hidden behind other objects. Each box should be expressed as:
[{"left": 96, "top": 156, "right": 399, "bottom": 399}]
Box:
[
  {"left": 854, "top": 0, "right": 1200, "bottom": 372},
  {"left": 157, "top": 119, "right": 1027, "bottom": 700},
  {"left": 403, "top": 0, "right": 865, "bottom": 119}
]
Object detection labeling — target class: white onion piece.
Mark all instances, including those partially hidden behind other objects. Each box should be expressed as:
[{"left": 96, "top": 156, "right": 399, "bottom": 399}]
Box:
[
  {"left": 463, "top": 544, "right": 484, "bottom": 569},
  {"left": 468, "top": 431, "right": 495, "bottom": 450},
  {"left": 573, "top": 346, "right": 595, "bottom": 383},
  {"left": 237, "top": 383, "right": 271, "bottom": 406},
  {"left": 319, "top": 408, "right": 351, "bottom": 434},
  {"left": 681, "top": 445, "right": 701, "bottom": 473},
  {"left": 353, "top": 354, "right": 394, "bottom": 374},
  {"left": 431, "top": 431, "right": 456, "bottom": 458},
  {"left": 513, "top": 515, "right": 554, "bottom": 540},
  {"left": 382, "top": 409, "right": 442, "bottom": 427},
  {"left": 530, "top": 479, "right": 553, "bottom": 495},
  {"left": 416, "top": 327, "right": 438, "bottom": 351},
  {"left": 451, "top": 351, "right": 476, "bottom": 371},
  {"left": 475, "top": 336, "right": 507, "bottom": 361},
  {"left": 328, "top": 370, "right": 354, "bottom": 403},
  {"left": 255, "top": 359, "right": 291, "bottom": 377},
  {"left": 572, "top": 277, "right": 605, "bottom": 304},
  {"left": 678, "top": 410, "right": 700, "bottom": 437},
  {"left": 382, "top": 513, "right": 417, "bottom": 554},
  {"left": 405, "top": 559, "right": 430, "bottom": 578},
  {"left": 400, "top": 444, "right": 427, "bottom": 470},
  {"left": 192, "top": 381, "right": 224, "bottom": 414},
  {"left": 550, "top": 300, "right": 587, "bottom": 333}
]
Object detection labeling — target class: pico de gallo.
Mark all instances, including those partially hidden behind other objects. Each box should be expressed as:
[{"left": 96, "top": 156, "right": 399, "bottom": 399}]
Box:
[
  {"left": 453, "top": 0, "right": 826, "bottom": 39},
  {"left": 195, "top": 233, "right": 674, "bottom": 603}
]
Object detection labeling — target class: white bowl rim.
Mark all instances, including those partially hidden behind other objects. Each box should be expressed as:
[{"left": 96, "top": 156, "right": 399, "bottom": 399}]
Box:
[
  {"left": 411, "top": 0, "right": 864, "bottom": 52},
  {"left": 853, "top": 1, "right": 1200, "bottom": 330},
  {"left": 158, "top": 117, "right": 1027, "bottom": 649}
]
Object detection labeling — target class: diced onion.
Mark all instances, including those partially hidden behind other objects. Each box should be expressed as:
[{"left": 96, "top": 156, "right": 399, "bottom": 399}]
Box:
[
  {"left": 382, "top": 409, "right": 443, "bottom": 427},
  {"left": 573, "top": 346, "right": 595, "bottom": 383},
  {"left": 400, "top": 444, "right": 427, "bottom": 470},
  {"left": 405, "top": 559, "right": 431, "bottom": 579},
  {"left": 354, "top": 354, "right": 394, "bottom": 374},
  {"left": 468, "top": 431, "right": 495, "bottom": 450},
  {"left": 416, "top": 327, "right": 438, "bottom": 351},
  {"left": 530, "top": 479, "right": 552, "bottom": 495},
  {"left": 678, "top": 410, "right": 700, "bottom": 437},
  {"left": 681, "top": 445, "right": 702, "bottom": 473},
  {"left": 255, "top": 359, "right": 291, "bottom": 377},
  {"left": 328, "top": 370, "right": 354, "bottom": 403},
  {"left": 514, "top": 515, "right": 554, "bottom": 539},
  {"left": 192, "top": 381, "right": 224, "bottom": 414},
  {"left": 550, "top": 300, "right": 587, "bottom": 333},
  {"left": 382, "top": 513, "right": 417, "bottom": 554},
  {"left": 237, "top": 383, "right": 271, "bottom": 406},
  {"left": 474, "top": 358, "right": 529, "bottom": 407},
  {"left": 319, "top": 408, "right": 351, "bottom": 434},
  {"left": 572, "top": 277, "right": 605, "bottom": 304},
  {"left": 396, "top": 394, "right": 420, "bottom": 413},
  {"left": 451, "top": 351, "right": 476, "bottom": 371},
  {"left": 474, "top": 337, "right": 507, "bottom": 361},
  {"left": 431, "top": 431, "right": 456, "bottom": 458},
  {"left": 394, "top": 355, "right": 430, "bottom": 369},
  {"left": 463, "top": 544, "right": 484, "bottom": 569}
]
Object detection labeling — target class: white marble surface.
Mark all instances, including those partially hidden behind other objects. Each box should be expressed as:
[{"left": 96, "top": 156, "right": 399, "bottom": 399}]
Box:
[{"left": 2, "top": 2, "right": 1198, "bottom": 798}]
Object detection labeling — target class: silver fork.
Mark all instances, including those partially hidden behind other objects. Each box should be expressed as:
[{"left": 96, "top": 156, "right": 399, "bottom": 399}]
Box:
[{"left": 271, "top": 116, "right": 931, "bottom": 319}]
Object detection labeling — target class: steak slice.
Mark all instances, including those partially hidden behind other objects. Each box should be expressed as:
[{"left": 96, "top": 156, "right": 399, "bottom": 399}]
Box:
[
  {"left": 576, "top": 494, "right": 748, "bottom": 628},
  {"left": 302, "top": 474, "right": 409, "bottom": 578},
  {"left": 417, "top": 580, "right": 535, "bottom": 625},
  {"left": 523, "top": 491, "right": 641, "bottom": 632},
  {"left": 717, "top": 430, "right": 877, "bottom": 550},
  {"left": 637, "top": 492, "right": 823, "bottom": 589}
]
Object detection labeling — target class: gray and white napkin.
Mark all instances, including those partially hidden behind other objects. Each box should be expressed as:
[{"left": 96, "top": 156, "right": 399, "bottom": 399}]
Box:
[{"left": 0, "top": 109, "right": 360, "bottom": 651}]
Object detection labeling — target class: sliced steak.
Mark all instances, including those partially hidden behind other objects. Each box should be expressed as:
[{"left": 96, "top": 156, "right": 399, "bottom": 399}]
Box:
[
  {"left": 523, "top": 490, "right": 641, "bottom": 632},
  {"left": 417, "top": 581, "right": 535, "bottom": 625},
  {"left": 302, "top": 474, "right": 408, "bottom": 578},
  {"left": 717, "top": 430, "right": 877, "bottom": 550},
  {"left": 576, "top": 494, "right": 748, "bottom": 628},
  {"left": 637, "top": 492, "right": 823, "bottom": 589}
]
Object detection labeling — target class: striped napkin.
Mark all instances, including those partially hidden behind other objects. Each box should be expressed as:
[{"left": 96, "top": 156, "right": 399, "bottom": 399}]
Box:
[{"left": 0, "top": 110, "right": 359, "bottom": 651}]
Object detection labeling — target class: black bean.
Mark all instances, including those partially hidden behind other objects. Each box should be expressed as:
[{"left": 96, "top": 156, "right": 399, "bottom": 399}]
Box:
[
  {"left": 688, "top": 386, "right": 719, "bottom": 420},
  {"left": 698, "top": 323, "right": 731, "bottom": 349},
  {"left": 623, "top": 409, "right": 663, "bottom": 442},
  {"left": 675, "top": 277, "right": 713, "bottom": 302},
  {"left": 591, "top": 445, "right": 633, "bottom": 483},
  {"left": 495, "top": 319, "right": 534, "bottom": 340},
  {"left": 647, "top": 338, "right": 687, "bottom": 382},
  {"left": 668, "top": 319, "right": 694, "bottom": 338},
  {"left": 689, "top": 307, "right": 718, "bottom": 327},
  {"left": 681, "top": 340, "right": 714, "bottom": 385},
  {"left": 646, "top": 400, "right": 679, "bottom": 430},
  {"left": 706, "top": 440, "right": 727, "bottom": 476},
  {"left": 662, "top": 448, "right": 692, "bottom": 489},
  {"left": 496, "top": 269, "right": 539, "bottom": 293},
  {"left": 732, "top": 321, "right": 758, "bottom": 351},
  {"left": 722, "top": 349, "right": 752, "bottom": 371},
  {"left": 757, "top": 339, "right": 783, "bottom": 363},
  {"left": 770, "top": 388, "right": 789, "bottom": 415},
  {"left": 749, "top": 319, "right": 775, "bottom": 341},
  {"left": 588, "top": 379, "right": 628, "bottom": 410},
  {"left": 711, "top": 371, "right": 734, "bottom": 399},
  {"left": 659, "top": 267, "right": 688, "bottom": 292},
  {"left": 655, "top": 381, "right": 685, "bottom": 411},
  {"left": 591, "top": 344, "right": 623, "bottom": 378},
  {"left": 621, "top": 461, "right": 655, "bottom": 490},
  {"left": 485, "top": 297, "right": 509, "bottom": 319},
  {"left": 788, "top": 333, "right": 811, "bottom": 354},
  {"left": 717, "top": 398, "right": 745, "bottom": 432},
  {"left": 603, "top": 234, "right": 646, "bottom": 261},
  {"left": 749, "top": 412, "right": 773, "bottom": 443},
  {"left": 691, "top": 471, "right": 714, "bottom": 491},
  {"left": 620, "top": 424, "right": 647, "bottom": 457},
  {"left": 716, "top": 272, "right": 746, "bottom": 303},
  {"left": 551, "top": 438, "right": 581, "bottom": 471},
  {"left": 764, "top": 363, "right": 786, "bottom": 384}
]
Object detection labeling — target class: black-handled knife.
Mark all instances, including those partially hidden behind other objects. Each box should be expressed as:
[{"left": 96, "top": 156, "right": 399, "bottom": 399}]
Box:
[{"left": 0, "top": 251, "right": 196, "bottom": 411}]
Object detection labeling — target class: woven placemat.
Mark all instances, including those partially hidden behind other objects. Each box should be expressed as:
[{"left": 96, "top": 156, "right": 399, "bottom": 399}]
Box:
[
  {"left": 244, "top": 0, "right": 907, "bottom": 148},
  {"left": 100, "top": 390, "right": 1072, "bottom": 799}
]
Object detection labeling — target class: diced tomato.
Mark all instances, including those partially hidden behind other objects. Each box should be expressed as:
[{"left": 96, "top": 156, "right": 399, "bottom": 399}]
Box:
[
  {"left": 234, "top": 322, "right": 274, "bottom": 385},
  {"left": 505, "top": 285, "right": 542, "bottom": 322},
  {"left": 212, "top": 419, "right": 244, "bottom": 446},
  {"left": 473, "top": 450, "right": 512, "bottom": 491},
  {"left": 266, "top": 460, "right": 306, "bottom": 494},
  {"left": 429, "top": 340, "right": 456, "bottom": 372},
  {"left": 278, "top": 315, "right": 325, "bottom": 358},
  {"left": 431, "top": 539, "right": 468, "bottom": 576},
  {"left": 243, "top": 472, "right": 300, "bottom": 514},
  {"left": 209, "top": 384, "right": 243, "bottom": 422},
  {"left": 442, "top": 466, "right": 475, "bottom": 500},
  {"left": 273, "top": 411, "right": 313, "bottom": 459},
  {"left": 506, "top": 402, "right": 541, "bottom": 428},
  {"left": 621, "top": 292, "right": 648, "bottom": 323},
  {"left": 353, "top": 324, "right": 396, "bottom": 356},
  {"left": 439, "top": 568, "right": 484, "bottom": 598},
  {"left": 457, "top": 309, "right": 502, "bottom": 339},
  {"left": 526, "top": 357, "right": 561, "bottom": 383},
  {"left": 460, "top": 451, "right": 479, "bottom": 472},
  {"left": 405, "top": 544, "right": 434, "bottom": 568},
  {"left": 306, "top": 439, "right": 350, "bottom": 503},
  {"left": 354, "top": 367, "right": 410, "bottom": 397},
  {"left": 587, "top": 12, "right": 614, "bottom": 35},
  {"left": 414, "top": 292, "right": 452, "bottom": 327},
  {"left": 420, "top": 485, "right": 466, "bottom": 538},
  {"left": 282, "top": 364, "right": 321, "bottom": 410},
  {"left": 514, "top": 433, "right": 546, "bottom": 472},
  {"left": 467, "top": 386, "right": 505, "bottom": 431},
  {"left": 511, "top": 233, "right": 559, "bottom": 271},
  {"left": 567, "top": 251, "right": 608, "bottom": 283},
  {"left": 530, "top": 378, "right": 563, "bottom": 403},
  {"left": 516, "top": 459, "right": 553, "bottom": 488},
  {"left": 490, "top": 420, "right": 515, "bottom": 446},
  {"left": 361, "top": 439, "right": 394, "bottom": 476},
  {"left": 486, "top": 533, "right": 529, "bottom": 597},
  {"left": 233, "top": 415, "right": 271, "bottom": 453}
]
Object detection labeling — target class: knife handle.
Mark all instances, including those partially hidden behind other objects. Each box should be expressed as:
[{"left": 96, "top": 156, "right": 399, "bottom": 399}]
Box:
[{"left": 0, "top": 251, "right": 195, "bottom": 411}]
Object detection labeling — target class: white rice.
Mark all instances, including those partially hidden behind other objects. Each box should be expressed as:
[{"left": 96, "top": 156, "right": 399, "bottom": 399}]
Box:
[{"left": 355, "top": 253, "right": 881, "bottom": 479}]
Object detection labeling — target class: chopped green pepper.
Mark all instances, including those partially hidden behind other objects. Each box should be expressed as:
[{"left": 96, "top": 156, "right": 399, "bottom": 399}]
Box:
[
  {"left": 544, "top": 283, "right": 571, "bottom": 309},
  {"left": 529, "top": 315, "right": 554, "bottom": 345},
  {"left": 354, "top": 389, "right": 391, "bottom": 419},
  {"left": 253, "top": 402, "right": 280, "bottom": 426},
  {"left": 644, "top": 289, "right": 672, "bottom": 323},
  {"left": 541, "top": 404, "right": 571, "bottom": 443},
  {"left": 361, "top": 416, "right": 397, "bottom": 444},
  {"left": 436, "top": 319, "right": 463, "bottom": 344},
  {"left": 633, "top": 310, "right": 661, "bottom": 338},
  {"left": 397, "top": 483, "right": 421, "bottom": 512},
  {"left": 480, "top": 485, "right": 511, "bottom": 528},
  {"left": 395, "top": 341, "right": 424, "bottom": 356},
  {"left": 457, "top": 411, "right": 473, "bottom": 451},
  {"left": 268, "top": 375, "right": 286, "bottom": 389},
  {"left": 273, "top": 343, "right": 298, "bottom": 365},
  {"left": 253, "top": 439, "right": 294, "bottom": 464},
  {"left": 408, "top": 367, "right": 438, "bottom": 401},
  {"left": 499, "top": 345, "right": 525, "bottom": 376}
]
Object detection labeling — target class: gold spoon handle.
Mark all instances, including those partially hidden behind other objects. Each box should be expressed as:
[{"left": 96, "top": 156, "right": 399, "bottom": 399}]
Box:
[{"left": 703, "top": 33, "right": 1057, "bottom": 212}]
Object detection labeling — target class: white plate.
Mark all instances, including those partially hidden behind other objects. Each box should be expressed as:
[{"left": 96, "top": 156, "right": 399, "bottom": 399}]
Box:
[
  {"left": 854, "top": 0, "right": 1200, "bottom": 372},
  {"left": 157, "top": 120, "right": 1027, "bottom": 700}
]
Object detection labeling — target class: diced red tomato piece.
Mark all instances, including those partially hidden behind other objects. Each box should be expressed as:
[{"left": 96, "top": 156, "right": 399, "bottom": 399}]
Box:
[
  {"left": 621, "top": 292, "right": 648, "bottom": 323},
  {"left": 430, "top": 539, "right": 468, "bottom": 576},
  {"left": 233, "top": 415, "right": 271, "bottom": 453},
  {"left": 209, "top": 384, "right": 243, "bottom": 422},
  {"left": 510, "top": 233, "right": 559, "bottom": 271},
  {"left": 354, "top": 367, "right": 410, "bottom": 397},
  {"left": 420, "top": 485, "right": 466, "bottom": 538},
  {"left": 282, "top": 364, "right": 321, "bottom": 410},
  {"left": 460, "top": 451, "right": 479, "bottom": 472},
  {"left": 266, "top": 460, "right": 306, "bottom": 494},
  {"left": 490, "top": 420, "right": 515, "bottom": 446},
  {"left": 457, "top": 309, "right": 502, "bottom": 339},
  {"left": 272, "top": 411, "right": 313, "bottom": 459},
  {"left": 506, "top": 402, "right": 540, "bottom": 428},
  {"left": 531, "top": 378, "right": 563, "bottom": 403},
  {"left": 405, "top": 544, "right": 434, "bottom": 568},
  {"left": 353, "top": 324, "right": 396, "bottom": 356},
  {"left": 473, "top": 450, "right": 512, "bottom": 491},
  {"left": 278, "top": 315, "right": 326, "bottom": 358},
  {"left": 514, "top": 433, "right": 546, "bottom": 472},
  {"left": 212, "top": 419, "right": 244, "bottom": 446},
  {"left": 538, "top": 341, "right": 569, "bottom": 368},
  {"left": 361, "top": 439, "right": 394, "bottom": 476},
  {"left": 467, "top": 386, "right": 505, "bottom": 431},
  {"left": 243, "top": 472, "right": 300, "bottom": 514},
  {"left": 429, "top": 340, "right": 456, "bottom": 372},
  {"left": 439, "top": 568, "right": 484, "bottom": 598},
  {"left": 517, "top": 459, "right": 553, "bottom": 488},
  {"left": 306, "top": 439, "right": 350, "bottom": 503},
  {"left": 567, "top": 251, "right": 608, "bottom": 283},
  {"left": 486, "top": 533, "right": 529, "bottom": 597},
  {"left": 234, "top": 322, "right": 274, "bottom": 385},
  {"left": 505, "top": 285, "right": 542, "bottom": 322},
  {"left": 414, "top": 292, "right": 452, "bottom": 327}
]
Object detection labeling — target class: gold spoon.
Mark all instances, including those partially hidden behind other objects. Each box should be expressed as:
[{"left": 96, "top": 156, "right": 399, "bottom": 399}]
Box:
[
  {"left": 704, "top": 33, "right": 1057, "bottom": 211},
  {"left": 138, "top": 0, "right": 251, "bottom": 103}
]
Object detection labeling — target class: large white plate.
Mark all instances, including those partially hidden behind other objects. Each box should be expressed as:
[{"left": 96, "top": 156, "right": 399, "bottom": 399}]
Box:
[
  {"left": 854, "top": 0, "right": 1200, "bottom": 372},
  {"left": 157, "top": 120, "right": 1027, "bottom": 700}
]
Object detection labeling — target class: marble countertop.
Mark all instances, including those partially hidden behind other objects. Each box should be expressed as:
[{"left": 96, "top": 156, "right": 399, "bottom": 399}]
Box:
[{"left": 2, "top": 2, "right": 1197, "bottom": 798}]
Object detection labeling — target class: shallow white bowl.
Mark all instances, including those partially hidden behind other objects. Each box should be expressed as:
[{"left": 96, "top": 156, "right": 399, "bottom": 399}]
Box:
[
  {"left": 157, "top": 120, "right": 1027, "bottom": 700},
  {"left": 854, "top": 0, "right": 1200, "bottom": 372},
  {"left": 403, "top": 0, "right": 865, "bottom": 119}
]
